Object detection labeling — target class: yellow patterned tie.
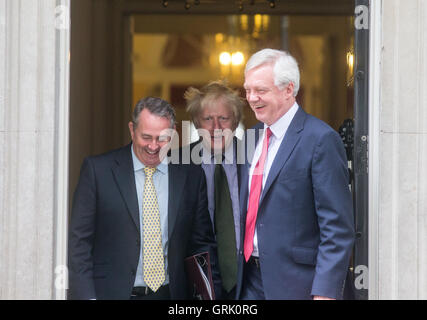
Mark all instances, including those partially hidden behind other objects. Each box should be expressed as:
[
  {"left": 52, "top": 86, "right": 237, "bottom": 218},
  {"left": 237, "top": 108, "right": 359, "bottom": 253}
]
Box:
[{"left": 143, "top": 167, "right": 165, "bottom": 292}]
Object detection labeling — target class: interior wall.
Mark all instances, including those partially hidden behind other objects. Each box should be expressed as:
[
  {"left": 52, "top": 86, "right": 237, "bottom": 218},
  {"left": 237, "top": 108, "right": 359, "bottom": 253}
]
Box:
[
  {"left": 69, "top": 0, "right": 127, "bottom": 199},
  {"left": 70, "top": 0, "right": 92, "bottom": 202},
  {"left": 289, "top": 16, "right": 353, "bottom": 130}
]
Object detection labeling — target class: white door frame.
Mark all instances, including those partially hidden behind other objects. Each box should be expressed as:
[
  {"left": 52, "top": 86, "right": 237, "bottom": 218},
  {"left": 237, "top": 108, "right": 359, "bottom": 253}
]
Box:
[
  {"left": 54, "top": 0, "right": 71, "bottom": 300},
  {"left": 56, "top": 0, "right": 382, "bottom": 300},
  {"left": 368, "top": 0, "right": 382, "bottom": 300}
]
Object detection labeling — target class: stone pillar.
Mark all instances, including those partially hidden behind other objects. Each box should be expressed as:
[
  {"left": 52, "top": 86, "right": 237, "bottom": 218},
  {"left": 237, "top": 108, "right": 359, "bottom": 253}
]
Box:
[
  {"left": 370, "top": 0, "right": 427, "bottom": 299},
  {"left": 0, "top": 0, "right": 70, "bottom": 299}
]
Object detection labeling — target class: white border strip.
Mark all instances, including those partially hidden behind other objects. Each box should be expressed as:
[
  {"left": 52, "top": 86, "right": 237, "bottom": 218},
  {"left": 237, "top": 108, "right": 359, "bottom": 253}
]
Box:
[
  {"left": 368, "top": 0, "right": 382, "bottom": 300},
  {"left": 53, "top": 0, "right": 70, "bottom": 300}
]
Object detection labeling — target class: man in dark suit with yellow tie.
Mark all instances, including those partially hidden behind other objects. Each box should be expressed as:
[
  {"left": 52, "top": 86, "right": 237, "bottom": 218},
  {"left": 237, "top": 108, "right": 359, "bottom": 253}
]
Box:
[{"left": 68, "top": 97, "right": 220, "bottom": 300}]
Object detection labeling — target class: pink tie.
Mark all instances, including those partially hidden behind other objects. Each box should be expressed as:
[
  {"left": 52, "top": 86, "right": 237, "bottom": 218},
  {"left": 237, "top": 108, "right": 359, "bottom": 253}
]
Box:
[{"left": 244, "top": 127, "right": 272, "bottom": 262}]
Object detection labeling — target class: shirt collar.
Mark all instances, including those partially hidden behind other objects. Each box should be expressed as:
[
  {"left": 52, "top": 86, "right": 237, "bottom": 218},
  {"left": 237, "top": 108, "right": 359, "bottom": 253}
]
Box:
[
  {"left": 265, "top": 102, "right": 299, "bottom": 139},
  {"left": 130, "top": 143, "right": 168, "bottom": 175}
]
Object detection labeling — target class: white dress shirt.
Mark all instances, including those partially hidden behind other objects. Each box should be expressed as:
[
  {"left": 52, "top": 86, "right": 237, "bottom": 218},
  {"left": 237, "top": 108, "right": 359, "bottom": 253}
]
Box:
[
  {"left": 131, "top": 145, "right": 169, "bottom": 287},
  {"left": 248, "top": 102, "right": 299, "bottom": 257}
]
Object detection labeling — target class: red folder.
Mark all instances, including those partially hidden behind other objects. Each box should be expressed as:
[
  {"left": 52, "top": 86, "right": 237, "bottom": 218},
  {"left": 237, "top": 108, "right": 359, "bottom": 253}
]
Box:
[{"left": 184, "top": 252, "right": 215, "bottom": 300}]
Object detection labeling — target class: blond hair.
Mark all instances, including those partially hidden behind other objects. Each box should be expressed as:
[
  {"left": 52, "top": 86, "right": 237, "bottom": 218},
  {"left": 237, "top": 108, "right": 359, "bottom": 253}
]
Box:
[{"left": 184, "top": 80, "right": 244, "bottom": 129}]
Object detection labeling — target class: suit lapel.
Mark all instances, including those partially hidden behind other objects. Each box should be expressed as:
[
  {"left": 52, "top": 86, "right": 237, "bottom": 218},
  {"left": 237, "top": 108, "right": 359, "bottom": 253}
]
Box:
[
  {"left": 168, "top": 162, "right": 187, "bottom": 239},
  {"left": 234, "top": 136, "right": 242, "bottom": 193},
  {"left": 111, "top": 144, "right": 140, "bottom": 233},
  {"left": 239, "top": 162, "right": 249, "bottom": 218},
  {"left": 259, "top": 107, "right": 307, "bottom": 205}
]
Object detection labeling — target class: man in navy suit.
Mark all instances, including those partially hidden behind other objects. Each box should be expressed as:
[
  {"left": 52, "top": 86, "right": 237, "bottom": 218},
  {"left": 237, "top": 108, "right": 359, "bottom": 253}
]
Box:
[
  {"left": 237, "top": 49, "right": 355, "bottom": 300},
  {"left": 68, "top": 97, "right": 220, "bottom": 300}
]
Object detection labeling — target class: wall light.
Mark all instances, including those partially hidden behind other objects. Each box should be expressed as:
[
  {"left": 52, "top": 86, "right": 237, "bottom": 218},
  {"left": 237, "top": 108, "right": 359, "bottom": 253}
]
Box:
[
  {"left": 219, "top": 51, "right": 245, "bottom": 66},
  {"left": 231, "top": 52, "right": 245, "bottom": 66},
  {"left": 347, "top": 51, "right": 354, "bottom": 73},
  {"left": 346, "top": 50, "right": 355, "bottom": 86},
  {"left": 219, "top": 52, "right": 232, "bottom": 65}
]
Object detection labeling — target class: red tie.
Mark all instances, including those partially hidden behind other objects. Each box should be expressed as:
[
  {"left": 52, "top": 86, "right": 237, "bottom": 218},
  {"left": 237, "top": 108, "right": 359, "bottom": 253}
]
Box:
[{"left": 244, "top": 127, "right": 272, "bottom": 262}]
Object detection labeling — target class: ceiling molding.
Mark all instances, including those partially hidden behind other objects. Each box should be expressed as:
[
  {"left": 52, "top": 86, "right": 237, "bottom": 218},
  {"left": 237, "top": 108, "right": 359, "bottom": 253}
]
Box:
[{"left": 122, "top": 0, "right": 354, "bottom": 15}]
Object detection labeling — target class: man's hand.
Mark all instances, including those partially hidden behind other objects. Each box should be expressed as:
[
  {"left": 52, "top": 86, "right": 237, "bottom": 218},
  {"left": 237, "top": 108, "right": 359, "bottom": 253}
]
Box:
[{"left": 313, "top": 295, "right": 336, "bottom": 300}]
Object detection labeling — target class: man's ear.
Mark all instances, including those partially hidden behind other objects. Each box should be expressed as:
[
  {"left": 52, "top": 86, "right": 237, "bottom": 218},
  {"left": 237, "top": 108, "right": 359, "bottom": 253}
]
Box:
[
  {"left": 128, "top": 122, "right": 134, "bottom": 140},
  {"left": 285, "top": 82, "right": 295, "bottom": 98}
]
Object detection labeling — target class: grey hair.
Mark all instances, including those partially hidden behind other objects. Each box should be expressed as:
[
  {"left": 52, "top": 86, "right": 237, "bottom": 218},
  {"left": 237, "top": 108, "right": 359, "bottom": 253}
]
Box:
[
  {"left": 132, "top": 96, "right": 176, "bottom": 129},
  {"left": 245, "top": 48, "right": 300, "bottom": 97}
]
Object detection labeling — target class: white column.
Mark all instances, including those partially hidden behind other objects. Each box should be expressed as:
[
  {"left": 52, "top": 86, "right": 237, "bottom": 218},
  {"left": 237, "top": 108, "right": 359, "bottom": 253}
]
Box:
[
  {"left": 370, "top": 0, "right": 427, "bottom": 299},
  {"left": 0, "top": 0, "right": 70, "bottom": 299}
]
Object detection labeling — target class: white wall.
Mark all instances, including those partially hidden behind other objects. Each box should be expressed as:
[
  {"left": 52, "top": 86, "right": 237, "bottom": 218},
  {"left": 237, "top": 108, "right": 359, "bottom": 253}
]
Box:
[
  {"left": 0, "top": 0, "right": 70, "bottom": 299},
  {"left": 370, "top": 0, "right": 427, "bottom": 299}
]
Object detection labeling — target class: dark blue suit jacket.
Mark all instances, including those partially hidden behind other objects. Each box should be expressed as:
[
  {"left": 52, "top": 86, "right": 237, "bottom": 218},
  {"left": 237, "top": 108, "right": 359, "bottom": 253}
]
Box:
[
  {"left": 68, "top": 144, "right": 220, "bottom": 299},
  {"left": 236, "top": 107, "right": 355, "bottom": 300}
]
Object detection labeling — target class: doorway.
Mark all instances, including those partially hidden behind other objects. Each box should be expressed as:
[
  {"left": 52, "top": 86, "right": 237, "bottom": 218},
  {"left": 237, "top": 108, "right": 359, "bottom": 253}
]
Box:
[{"left": 69, "top": 0, "right": 368, "bottom": 299}]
